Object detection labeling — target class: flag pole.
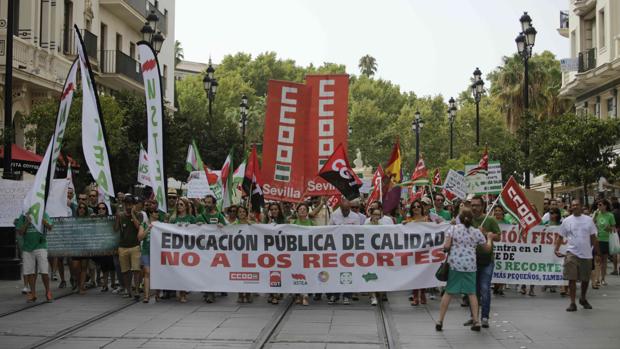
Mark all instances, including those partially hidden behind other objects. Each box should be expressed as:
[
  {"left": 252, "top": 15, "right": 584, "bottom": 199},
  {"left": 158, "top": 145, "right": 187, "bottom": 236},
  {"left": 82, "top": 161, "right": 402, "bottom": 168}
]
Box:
[{"left": 480, "top": 193, "right": 501, "bottom": 227}]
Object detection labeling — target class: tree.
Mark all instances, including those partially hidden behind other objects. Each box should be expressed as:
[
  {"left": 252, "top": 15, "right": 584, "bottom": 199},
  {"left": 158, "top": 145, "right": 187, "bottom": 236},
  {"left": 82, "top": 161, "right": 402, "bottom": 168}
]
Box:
[
  {"left": 175, "top": 40, "right": 184, "bottom": 67},
  {"left": 530, "top": 114, "right": 620, "bottom": 205},
  {"left": 358, "top": 55, "right": 377, "bottom": 77}
]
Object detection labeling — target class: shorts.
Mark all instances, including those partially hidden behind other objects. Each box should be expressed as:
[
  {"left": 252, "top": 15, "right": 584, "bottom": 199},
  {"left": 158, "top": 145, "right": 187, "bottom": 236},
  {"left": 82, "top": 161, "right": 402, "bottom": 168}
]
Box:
[
  {"left": 118, "top": 246, "right": 141, "bottom": 272},
  {"left": 93, "top": 256, "right": 115, "bottom": 272},
  {"left": 140, "top": 255, "right": 150, "bottom": 267},
  {"left": 598, "top": 241, "right": 609, "bottom": 255},
  {"left": 23, "top": 249, "right": 49, "bottom": 275},
  {"left": 563, "top": 252, "right": 592, "bottom": 282}
]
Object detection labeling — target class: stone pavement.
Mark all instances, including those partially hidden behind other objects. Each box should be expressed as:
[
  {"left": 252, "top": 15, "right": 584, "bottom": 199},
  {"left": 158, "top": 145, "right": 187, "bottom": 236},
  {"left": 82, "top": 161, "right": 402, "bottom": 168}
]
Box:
[{"left": 0, "top": 272, "right": 619, "bottom": 349}]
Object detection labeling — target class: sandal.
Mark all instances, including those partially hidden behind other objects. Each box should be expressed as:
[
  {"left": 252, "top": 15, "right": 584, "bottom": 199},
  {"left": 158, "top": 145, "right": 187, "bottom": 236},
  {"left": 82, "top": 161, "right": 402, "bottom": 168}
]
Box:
[
  {"left": 46, "top": 290, "right": 53, "bottom": 303},
  {"left": 528, "top": 290, "right": 536, "bottom": 297},
  {"left": 58, "top": 281, "right": 66, "bottom": 289},
  {"left": 27, "top": 294, "right": 37, "bottom": 303},
  {"left": 142, "top": 298, "right": 149, "bottom": 303},
  {"left": 435, "top": 321, "right": 443, "bottom": 331},
  {"left": 471, "top": 322, "right": 481, "bottom": 331},
  {"left": 520, "top": 286, "right": 527, "bottom": 295}
]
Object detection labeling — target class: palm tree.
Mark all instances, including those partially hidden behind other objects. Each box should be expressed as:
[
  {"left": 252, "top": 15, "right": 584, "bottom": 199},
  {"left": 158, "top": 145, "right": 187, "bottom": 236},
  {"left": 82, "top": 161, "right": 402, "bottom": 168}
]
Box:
[
  {"left": 175, "top": 40, "right": 184, "bottom": 67},
  {"left": 358, "top": 55, "right": 377, "bottom": 77}
]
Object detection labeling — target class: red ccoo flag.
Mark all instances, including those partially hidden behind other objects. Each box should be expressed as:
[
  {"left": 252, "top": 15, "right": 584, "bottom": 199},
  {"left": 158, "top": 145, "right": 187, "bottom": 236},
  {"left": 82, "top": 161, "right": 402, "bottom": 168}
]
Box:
[
  {"left": 410, "top": 156, "right": 429, "bottom": 185},
  {"left": 498, "top": 176, "right": 541, "bottom": 233},
  {"left": 318, "top": 143, "right": 362, "bottom": 200},
  {"left": 366, "top": 165, "right": 385, "bottom": 215}
]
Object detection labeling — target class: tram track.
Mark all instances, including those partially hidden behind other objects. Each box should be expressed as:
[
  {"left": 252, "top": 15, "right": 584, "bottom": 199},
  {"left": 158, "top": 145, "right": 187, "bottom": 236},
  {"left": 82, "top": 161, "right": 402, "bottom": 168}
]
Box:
[{"left": 0, "top": 290, "right": 77, "bottom": 319}]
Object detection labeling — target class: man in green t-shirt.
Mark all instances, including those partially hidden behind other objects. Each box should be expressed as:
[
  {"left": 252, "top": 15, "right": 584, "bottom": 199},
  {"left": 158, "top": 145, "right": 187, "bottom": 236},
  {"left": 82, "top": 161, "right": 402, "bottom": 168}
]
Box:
[
  {"left": 15, "top": 213, "right": 53, "bottom": 302},
  {"left": 201, "top": 195, "right": 226, "bottom": 303},
  {"left": 430, "top": 193, "right": 452, "bottom": 221},
  {"left": 593, "top": 199, "right": 616, "bottom": 287},
  {"left": 465, "top": 196, "right": 501, "bottom": 328},
  {"left": 114, "top": 196, "right": 142, "bottom": 299}
]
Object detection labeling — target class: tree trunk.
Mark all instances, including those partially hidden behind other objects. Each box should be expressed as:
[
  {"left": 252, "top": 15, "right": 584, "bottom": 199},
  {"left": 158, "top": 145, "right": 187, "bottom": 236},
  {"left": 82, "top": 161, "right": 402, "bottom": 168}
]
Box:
[
  {"left": 550, "top": 180, "right": 554, "bottom": 198},
  {"left": 583, "top": 180, "right": 589, "bottom": 207}
]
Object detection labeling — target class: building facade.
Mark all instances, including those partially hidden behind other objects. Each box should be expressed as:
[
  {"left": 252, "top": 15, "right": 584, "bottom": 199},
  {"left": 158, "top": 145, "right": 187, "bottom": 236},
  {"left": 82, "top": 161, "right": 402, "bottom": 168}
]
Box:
[
  {"left": 0, "top": 0, "right": 175, "bottom": 148},
  {"left": 174, "top": 59, "right": 208, "bottom": 81},
  {"left": 559, "top": 0, "right": 620, "bottom": 118}
]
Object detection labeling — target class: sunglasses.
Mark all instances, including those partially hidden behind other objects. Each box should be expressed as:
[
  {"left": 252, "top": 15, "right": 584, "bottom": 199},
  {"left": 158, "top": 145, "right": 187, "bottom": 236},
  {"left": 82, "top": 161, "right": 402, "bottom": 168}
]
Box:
[{"left": 413, "top": 205, "right": 422, "bottom": 208}]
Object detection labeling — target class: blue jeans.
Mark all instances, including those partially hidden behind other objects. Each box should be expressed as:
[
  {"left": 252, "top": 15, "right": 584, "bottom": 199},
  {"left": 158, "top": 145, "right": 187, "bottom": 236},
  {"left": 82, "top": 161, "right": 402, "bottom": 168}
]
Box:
[{"left": 476, "top": 262, "right": 494, "bottom": 320}]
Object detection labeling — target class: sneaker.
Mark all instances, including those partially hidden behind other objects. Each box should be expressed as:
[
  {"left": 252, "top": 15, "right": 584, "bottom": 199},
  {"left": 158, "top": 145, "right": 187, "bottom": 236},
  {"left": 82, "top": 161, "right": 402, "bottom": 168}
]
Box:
[
  {"left": 21, "top": 286, "right": 30, "bottom": 295},
  {"left": 370, "top": 296, "right": 378, "bottom": 306},
  {"left": 327, "top": 296, "right": 336, "bottom": 305},
  {"left": 611, "top": 270, "right": 619, "bottom": 276},
  {"left": 58, "top": 281, "right": 66, "bottom": 289},
  {"left": 566, "top": 303, "right": 577, "bottom": 312},
  {"left": 579, "top": 299, "right": 592, "bottom": 309},
  {"left": 463, "top": 319, "right": 475, "bottom": 326},
  {"left": 343, "top": 297, "right": 351, "bottom": 305},
  {"left": 481, "top": 318, "right": 489, "bottom": 328},
  {"left": 111, "top": 287, "right": 122, "bottom": 294},
  {"left": 601, "top": 280, "right": 608, "bottom": 286},
  {"left": 51, "top": 272, "right": 58, "bottom": 281}
]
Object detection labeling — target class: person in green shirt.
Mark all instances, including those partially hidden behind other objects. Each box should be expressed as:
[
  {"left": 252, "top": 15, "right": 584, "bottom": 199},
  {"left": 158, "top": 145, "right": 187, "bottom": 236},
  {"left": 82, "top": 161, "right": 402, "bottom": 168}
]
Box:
[
  {"left": 293, "top": 203, "right": 314, "bottom": 227},
  {"left": 165, "top": 197, "right": 196, "bottom": 302},
  {"left": 201, "top": 195, "right": 227, "bottom": 303},
  {"left": 430, "top": 193, "right": 452, "bottom": 221},
  {"left": 466, "top": 196, "right": 501, "bottom": 329},
  {"left": 114, "top": 196, "right": 142, "bottom": 299},
  {"left": 592, "top": 199, "right": 616, "bottom": 287},
  {"left": 15, "top": 213, "right": 53, "bottom": 303}
]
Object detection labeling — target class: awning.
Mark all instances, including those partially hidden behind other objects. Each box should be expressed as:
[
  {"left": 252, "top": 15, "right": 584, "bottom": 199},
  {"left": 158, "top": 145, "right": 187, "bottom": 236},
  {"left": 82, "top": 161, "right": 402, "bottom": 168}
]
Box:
[{"left": 0, "top": 144, "right": 80, "bottom": 175}]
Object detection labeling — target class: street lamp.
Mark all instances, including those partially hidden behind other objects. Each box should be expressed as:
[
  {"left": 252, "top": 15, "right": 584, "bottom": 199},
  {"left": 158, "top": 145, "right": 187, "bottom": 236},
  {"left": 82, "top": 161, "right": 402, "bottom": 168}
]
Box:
[
  {"left": 239, "top": 94, "right": 249, "bottom": 153},
  {"left": 203, "top": 60, "right": 218, "bottom": 122},
  {"left": 471, "top": 67, "right": 484, "bottom": 147},
  {"left": 516, "top": 11, "right": 537, "bottom": 188},
  {"left": 448, "top": 97, "right": 457, "bottom": 159},
  {"left": 141, "top": 10, "right": 165, "bottom": 54},
  {"left": 412, "top": 111, "right": 424, "bottom": 164}
]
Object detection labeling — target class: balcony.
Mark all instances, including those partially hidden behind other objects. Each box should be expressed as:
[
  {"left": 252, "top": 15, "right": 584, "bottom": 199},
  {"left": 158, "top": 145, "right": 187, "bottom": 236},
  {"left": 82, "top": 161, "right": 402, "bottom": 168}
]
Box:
[
  {"left": 99, "top": 0, "right": 148, "bottom": 32},
  {"left": 63, "top": 29, "right": 98, "bottom": 63},
  {"left": 99, "top": 50, "right": 143, "bottom": 92},
  {"left": 573, "top": 0, "right": 596, "bottom": 16},
  {"left": 558, "top": 10, "right": 569, "bottom": 38},
  {"left": 578, "top": 48, "right": 596, "bottom": 72}
]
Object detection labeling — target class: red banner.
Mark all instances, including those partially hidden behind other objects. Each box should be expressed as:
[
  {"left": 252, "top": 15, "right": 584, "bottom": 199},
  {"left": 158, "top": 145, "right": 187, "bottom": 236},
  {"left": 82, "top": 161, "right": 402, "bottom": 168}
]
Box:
[
  {"left": 261, "top": 80, "right": 310, "bottom": 202},
  {"left": 305, "top": 74, "right": 349, "bottom": 196}
]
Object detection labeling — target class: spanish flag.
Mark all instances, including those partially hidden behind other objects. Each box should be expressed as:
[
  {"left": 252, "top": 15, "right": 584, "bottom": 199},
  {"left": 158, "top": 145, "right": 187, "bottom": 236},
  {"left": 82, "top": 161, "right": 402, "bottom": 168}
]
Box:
[{"left": 384, "top": 139, "right": 402, "bottom": 183}]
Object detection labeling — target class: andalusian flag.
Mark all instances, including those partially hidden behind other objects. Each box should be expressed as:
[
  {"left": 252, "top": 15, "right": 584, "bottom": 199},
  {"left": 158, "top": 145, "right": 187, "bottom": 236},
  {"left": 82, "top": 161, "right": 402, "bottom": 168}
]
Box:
[
  {"left": 467, "top": 146, "right": 489, "bottom": 177},
  {"left": 220, "top": 151, "right": 234, "bottom": 209},
  {"left": 185, "top": 140, "right": 204, "bottom": 172},
  {"left": 410, "top": 156, "right": 429, "bottom": 185}
]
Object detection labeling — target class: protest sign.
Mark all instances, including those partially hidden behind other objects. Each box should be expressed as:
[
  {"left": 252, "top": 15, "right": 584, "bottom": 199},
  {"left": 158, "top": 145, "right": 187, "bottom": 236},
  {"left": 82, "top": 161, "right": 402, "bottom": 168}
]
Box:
[
  {"left": 46, "top": 179, "right": 71, "bottom": 217},
  {"left": 465, "top": 161, "right": 502, "bottom": 195},
  {"left": 186, "top": 171, "right": 217, "bottom": 199},
  {"left": 0, "top": 179, "right": 32, "bottom": 226},
  {"left": 492, "top": 224, "right": 567, "bottom": 285},
  {"left": 47, "top": 216, "right": 118, "bottom": 257},
  {"left": 443, "top": 170, "right": 467, "bottom": 199},
  {"left": 150, "top": 222, "right": 448, "bottom": 293}
]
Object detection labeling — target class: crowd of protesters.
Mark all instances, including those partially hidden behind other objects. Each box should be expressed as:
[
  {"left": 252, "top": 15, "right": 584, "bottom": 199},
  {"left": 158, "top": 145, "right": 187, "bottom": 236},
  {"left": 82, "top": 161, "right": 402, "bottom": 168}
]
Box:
[{"left": 13, "top": 184, "right": 619, "bottom": 332}]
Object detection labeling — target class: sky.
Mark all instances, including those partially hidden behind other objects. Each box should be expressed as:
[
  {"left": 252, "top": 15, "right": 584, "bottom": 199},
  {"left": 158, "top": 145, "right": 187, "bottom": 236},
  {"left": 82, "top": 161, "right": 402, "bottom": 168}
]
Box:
[{"left": 176, "top": 0, "right": 569, "bottom": 99}]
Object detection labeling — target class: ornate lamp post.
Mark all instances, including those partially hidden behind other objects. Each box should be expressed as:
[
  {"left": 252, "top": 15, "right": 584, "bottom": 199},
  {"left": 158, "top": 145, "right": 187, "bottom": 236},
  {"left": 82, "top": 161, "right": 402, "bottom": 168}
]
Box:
[
  {"left": 239, "top": 94, "right": 249, "bottom": 153},
  {"left": 471, "top": 67, "right": 484, "bottom": 147},
  {"left": 448, "top": 97, "right": 457, "bottom": 159},
  {"left": 412, "top": 111, "right": 424, "bottom": 164},
  {"left": 202, "top": 61, "right": 218, "bottom": 122},
  {"left": 515, "top": 11, "right": 537, "bottom": 188},
  {"left": 141, "top": 10, "right": 165, "bottom": 53}
]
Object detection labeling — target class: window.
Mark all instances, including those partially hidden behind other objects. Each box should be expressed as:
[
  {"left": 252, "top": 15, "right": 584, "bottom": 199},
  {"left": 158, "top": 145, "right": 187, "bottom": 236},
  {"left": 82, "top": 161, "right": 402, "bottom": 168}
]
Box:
[
  {"left": 595, "top": 96, "right": 601, "bottom": 118},
  {"left": 129, "top": 42, "right": 136, "bottom": 59},
  {"left": 607, "top": 98, "right": 614, "bottom": 118},
  {"left": 598, "top": 9, "right": 605, "bottom": 48},
  {"left": 116, "top": 33, "right": 122, "bottom": 51}
]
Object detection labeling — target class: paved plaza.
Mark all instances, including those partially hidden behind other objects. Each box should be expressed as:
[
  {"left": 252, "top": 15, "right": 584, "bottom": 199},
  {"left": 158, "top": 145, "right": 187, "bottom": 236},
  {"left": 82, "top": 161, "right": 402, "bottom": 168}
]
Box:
[{"left": 0, "top": 269, "right": 619, "bottom": 349}]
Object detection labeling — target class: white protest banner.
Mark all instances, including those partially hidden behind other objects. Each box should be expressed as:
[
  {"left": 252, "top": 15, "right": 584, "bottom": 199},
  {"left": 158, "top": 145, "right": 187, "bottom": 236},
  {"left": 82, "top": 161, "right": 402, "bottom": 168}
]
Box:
[
  {"left": 465, "top": 161, "right": 502, "bottom": 195},
  {"left": 75, "top": 27, "right": 115, "bottom": 198},
  {"left": 137, "top": 145, "right": 151, "bottom": 187},
  {"left": 560, "top": 57, "right": 578, "bottom": 72},
  {"left": 492, "top": 224, "right": 567, "bottom": 285},
  {"left": 46, "top": 179, "right": 71, "bottom": 218},
  {"left": 0, "top": 179, "right": 33, "bottom": 226},
  {"left": 443, "top": 169, "right": 467, "bottom": 199},
  {"left": 138, "top": 42, "right": 166, "bottom": 212},
  {"left": 150, "top": 222, "right": 448, "bottom": 293},
  {"left": 186, "top": 171, "right": 216, "bottom": 199}
]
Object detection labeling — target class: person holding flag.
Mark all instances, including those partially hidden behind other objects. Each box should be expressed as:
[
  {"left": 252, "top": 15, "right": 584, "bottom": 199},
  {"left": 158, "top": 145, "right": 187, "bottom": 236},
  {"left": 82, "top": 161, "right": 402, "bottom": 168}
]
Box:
[{"left": 14, "top": 213, "right": 54, "bottom": 303}]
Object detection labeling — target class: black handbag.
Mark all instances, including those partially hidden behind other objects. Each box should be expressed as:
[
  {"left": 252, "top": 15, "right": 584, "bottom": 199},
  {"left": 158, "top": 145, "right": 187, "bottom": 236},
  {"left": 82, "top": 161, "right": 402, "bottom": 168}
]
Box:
[{"left": 435, "top": 249, "right": 450, "bottom": 282}]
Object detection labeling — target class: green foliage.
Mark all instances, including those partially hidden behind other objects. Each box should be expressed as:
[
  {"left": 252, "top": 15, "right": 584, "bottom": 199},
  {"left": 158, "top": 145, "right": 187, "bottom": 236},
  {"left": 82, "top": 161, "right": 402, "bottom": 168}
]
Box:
[
  {"left": 530, "top": 114, "right": 620, "bottom": 194},
  {"left": 358, "top": 55, "right": 378, "bottom": 77}
]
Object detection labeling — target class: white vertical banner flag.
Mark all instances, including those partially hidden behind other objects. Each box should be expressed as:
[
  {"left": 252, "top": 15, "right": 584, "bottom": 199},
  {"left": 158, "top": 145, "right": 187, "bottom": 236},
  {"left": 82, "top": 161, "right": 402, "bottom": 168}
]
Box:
[
  {"left": 75, "top": 27, "right": 115, "bottom": 198},
  {"left": 22, "top": 140, "right": 53, "bottom": 233},
  {"left": 49, "top": 60, "right": 78, "bottom": 178},
  {"left": 138, "top": 144, "right": 152, "bottom": 187},
  {"left": 138, "top": 42, "right": 167, "bottom": 212},
  {"left": 21, "top": 59, "right": 78, "bottom": 232}
]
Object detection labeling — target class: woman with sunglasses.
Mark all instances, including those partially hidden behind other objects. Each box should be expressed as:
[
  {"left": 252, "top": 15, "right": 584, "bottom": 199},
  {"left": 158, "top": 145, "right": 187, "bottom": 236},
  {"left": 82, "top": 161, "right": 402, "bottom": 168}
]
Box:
[
  {"left": 592, "top": 199, "right": 615, "bottom": 289},
  {"left": 292, "top": 203, "right": 313, "bottom": 306},
  {"left": 405, "top": 199, "right": 431, "bottom": 306},
  {"left": 94, "top": 203, "right": 116, "bottom": 292},
  {"left": 138, "top": 208, "right": 160, "bottom": 303},
  {"left": 263, "top": 202, "right": 287, "bottom": 304},
  {"left": 168, "top": 197, "right": 196, "bottom": 302},
  {"left": 234, "top": 206, "right": 254, "bottom": 303}
]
